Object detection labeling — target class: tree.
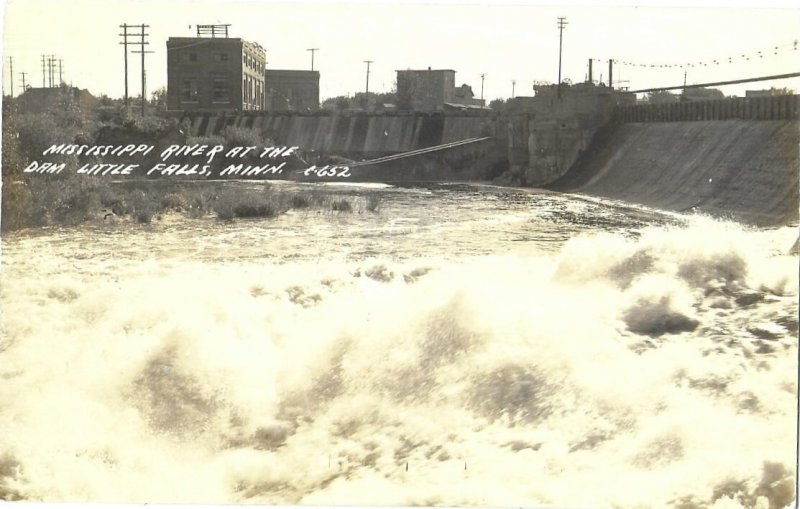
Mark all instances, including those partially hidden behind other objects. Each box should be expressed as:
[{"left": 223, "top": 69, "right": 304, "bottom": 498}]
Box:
[
  {"left": 682, "top": 87, "right": 724, "bottom": 100},
  {"left": 769, "top": 87, "right": 794, "bottom": 96},
  {"left": 645, "top": 91, "right": 679, "bottom": 103},
  {"left": 150, "top": 87, "right": 167, "bottom": 111},
  {"left": 321, "top": 95, "right": 352, "bottom": 111},
  {"left": 488, "top": 98, "right": 507, "bottom": 111}
]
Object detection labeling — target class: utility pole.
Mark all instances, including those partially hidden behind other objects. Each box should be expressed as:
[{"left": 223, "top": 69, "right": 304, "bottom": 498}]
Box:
[
  {"left": 41, "top": 55, "right": 46, "bottom": 87},
  {"left": 58, "top": 58, "right": 63, "bottom": 85},
  {"left": 683, "top": 70, "right": 687, "bottom": 94},
  {"left": 480, "top": 73, "right": 485, "bottom": 106},
  {"left": 48, "top": 55, "right": 55, "bottom": 88},
  {"left": 307, "top": 48, "right": 319, "bottom": 71},
  {"left": 130, "top": 24, "right": 153, "bottom": 115},
  {"left": 50, "top": 55, "right": 57, "bottom": 87},
  {"left": 608, "top": 59, "right": 613, "bottom": 89},
  {"left": 20, "top": 71, "right": 27, "bottom": 93},
  {"left": 512, "top": 80, "right": 516, "bottom": 98},
  {"left": 8, "top": 56, "right": 13, "bottom": 97},
  {"left": 588, "top": 58, "right": 593, "bottom": 84},
  {"left": 557, "top": 16, "right": 568, "bottom": 98},
  {"left": 119, "top": 23, "right": 133, "bottom": 106},
  {"left": 363, "top": 60, "right": 372, "bottom": 109}
]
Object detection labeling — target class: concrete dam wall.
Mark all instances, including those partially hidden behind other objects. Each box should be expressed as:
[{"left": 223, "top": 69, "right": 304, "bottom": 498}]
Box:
[
  {"left": 548, "top": 120, "right": 800, "bottom": 226},
  {"left": 185, "top": 111, "right": 497, "bottom": 156}
]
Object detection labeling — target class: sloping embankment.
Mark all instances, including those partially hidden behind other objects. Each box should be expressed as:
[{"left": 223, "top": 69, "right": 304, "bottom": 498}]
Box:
[{"left": 548, "top": 120, "right": 799, "bottom": 226}]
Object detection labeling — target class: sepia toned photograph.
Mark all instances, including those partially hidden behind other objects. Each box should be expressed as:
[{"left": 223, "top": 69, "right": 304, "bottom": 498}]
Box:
[{"left": 0, "top": 0, "right": 798, "bottom": 507}]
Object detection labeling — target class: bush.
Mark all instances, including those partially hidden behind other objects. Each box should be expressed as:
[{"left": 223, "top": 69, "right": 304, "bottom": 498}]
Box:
[
  {"left": 365, "top": 193, "right": 382, "bottom": 213},
  {"left": 161, "top": 192, "right": 189, "bottom": 211},
  {"left": 221, "top": 126, "right": 268, "bottom": 148},
  {"left": 213, "top": 188, "right": 286, "bottom": 220},
  {"left": 290, "top": 193, "right": 311, "bottom": 209},
  {"left": 331, "top": 199, "right": 353, "bottom": 212}
]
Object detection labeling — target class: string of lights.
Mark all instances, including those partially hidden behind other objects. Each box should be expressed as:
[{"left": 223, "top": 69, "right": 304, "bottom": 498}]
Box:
[{"left": 593, "top": 39, "right": 798, "bottom": 69}]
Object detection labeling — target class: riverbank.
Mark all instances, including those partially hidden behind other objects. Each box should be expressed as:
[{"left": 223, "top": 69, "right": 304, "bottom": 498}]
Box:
[{"left": 1, "top": 178, "right": 383, "bottom": 232}]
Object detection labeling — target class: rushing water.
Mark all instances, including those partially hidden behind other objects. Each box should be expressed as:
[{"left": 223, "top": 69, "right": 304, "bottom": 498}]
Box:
[{"left": 0, "top": 182, "right": 797, "bottom": 508}]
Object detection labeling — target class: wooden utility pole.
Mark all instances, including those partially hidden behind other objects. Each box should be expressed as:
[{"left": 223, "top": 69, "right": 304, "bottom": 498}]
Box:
[
  {"left": 8, "top": 56, "right": 13, "bottom": 97},
  {"left": 480, "top": 73, "right": 485, "bottom": 105},
  {"left": 119, "top": 23, "right": 132, "bottom": 106},
  {"left": 557, "top": 17, "right": 568, "bottom": 97},
  {"left": 20, "top": 71, "right": 27, "bottom": 92},
  {"left": 41, "top": 55, "right": 46, "bottom": 87},
  {"left": 307, "top": 48, "right": 319, "bottom": 71},
  {"left": 363, "top": 60, "right": 373, "bottom": 108},
  {"left": 48, "top": 55, "right": 55, "bottom": 88},
  {"left": 130, "top": 24, "right": 153, "bottom": 115}
]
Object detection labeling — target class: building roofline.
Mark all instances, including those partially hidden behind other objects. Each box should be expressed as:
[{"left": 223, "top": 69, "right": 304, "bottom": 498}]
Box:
[{"left": 395, "top": 69, "right": 456, "bottom": 73}]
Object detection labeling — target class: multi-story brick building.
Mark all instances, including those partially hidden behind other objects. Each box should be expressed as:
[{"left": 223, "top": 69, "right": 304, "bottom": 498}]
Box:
[
  {"left": 395, "top": 68, "right": 483, "bottom": 110},
  {"left": 265, "top": 70, "right": 320, "bottom": 111},
  {"left": 396, "top": 69, "right": 456, "bottom": 110},
  {"left": 166, "top": 31, "right": 266, "bottom": 111}
]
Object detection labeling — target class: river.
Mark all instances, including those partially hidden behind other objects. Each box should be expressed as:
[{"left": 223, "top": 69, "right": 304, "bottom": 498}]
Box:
[{"left": 0, "top": 181, "right": 797, "bottom": 508}]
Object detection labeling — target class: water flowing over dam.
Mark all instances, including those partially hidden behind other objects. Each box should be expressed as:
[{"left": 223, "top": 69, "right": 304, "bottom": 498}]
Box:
[
  {"left": 173, "top": 91, "right": 800, "bottom": 228},
  {"left": 547, "top": 119, "right": 800, "bottom": 226}
]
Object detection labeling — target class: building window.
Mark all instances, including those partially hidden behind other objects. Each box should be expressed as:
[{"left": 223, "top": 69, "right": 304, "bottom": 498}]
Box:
[
  {"left": 187, "top": 52, "right": 197, "bottom": 62},
  {"left": 215, "top": 53, "right": 228, "bottom": 62},
  {"left": 181, "top": 78, "right": 198, "bottom": 102},
  {"left": 212, "top": 76, "right": 229, "bottom": 103}
]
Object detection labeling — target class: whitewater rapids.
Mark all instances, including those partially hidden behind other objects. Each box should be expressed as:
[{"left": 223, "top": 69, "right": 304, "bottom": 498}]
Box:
[{"left": 0, "top": 183, "right": 796, "bottom": 508}]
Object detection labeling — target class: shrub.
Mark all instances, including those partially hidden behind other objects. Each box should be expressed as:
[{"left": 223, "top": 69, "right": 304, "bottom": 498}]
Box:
[
  {"left": 213, "top": 188, "right": 286, "bottom": 220},
  {"left": 365, "top": 193, "right": 382, "bottom": 213},
  {"left": 221, "top": 126, "right": 265, "bottom": 148},
  {"left": 161, "top": 192, "right": 189, "bottom": 211},
  {"left": 290, "top": 193, "right": 311, "bottom": 209},
  {"left": 331, "top": 199, "right": 353, "bottom": 212}
]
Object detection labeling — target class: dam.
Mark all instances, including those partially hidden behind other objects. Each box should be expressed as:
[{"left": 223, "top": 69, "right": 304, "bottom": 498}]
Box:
[
  {"left": 545, "top": 94, "right": 800, "bottom": 226},
  {"left": 174, "top": 88, "right": 799, "bottom": 226}
]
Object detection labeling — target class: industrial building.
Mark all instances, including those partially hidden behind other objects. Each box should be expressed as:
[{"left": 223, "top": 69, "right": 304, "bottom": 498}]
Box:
[
  {"left": 166, "top": 25, "right": 266, "bottom": 111},
  {"left": 265, "top": 70, "right": 320, "bottom": 111},
  {"left": 396, "top": 68, "right": 484, "bottom": 111}
]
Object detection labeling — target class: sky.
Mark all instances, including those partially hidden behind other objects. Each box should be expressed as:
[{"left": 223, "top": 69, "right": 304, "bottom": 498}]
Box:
[{"left": 1, "top": 0, "right": 799, "bottom": 101}]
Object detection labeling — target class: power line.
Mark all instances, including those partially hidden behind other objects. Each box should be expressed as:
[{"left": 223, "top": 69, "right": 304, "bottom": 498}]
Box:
[{"left": 593, "top": 39, "right": 798, "bottom": 70}]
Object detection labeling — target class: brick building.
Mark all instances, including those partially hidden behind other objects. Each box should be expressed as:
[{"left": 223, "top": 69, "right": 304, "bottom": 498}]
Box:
[
  {"left": 396, "top": 69, "right": 456, "bottom": 110},
  {"left": 265, "top": 70, "right": 320, "bottom": 111},
  {"left": 166, "top": 34, "right": 266, "bottom": 111},
  {"left": 396, "top": 69, "right": 483, "bottom": 110}
]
